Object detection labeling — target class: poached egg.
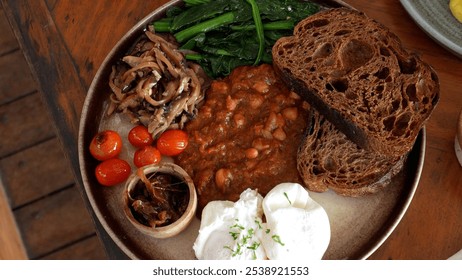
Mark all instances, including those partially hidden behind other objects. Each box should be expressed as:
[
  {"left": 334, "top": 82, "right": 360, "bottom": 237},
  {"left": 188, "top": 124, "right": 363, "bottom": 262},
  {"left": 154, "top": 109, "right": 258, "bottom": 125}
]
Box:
[{"left": 193, "top": 183, "right": 331, "bottom": 260}]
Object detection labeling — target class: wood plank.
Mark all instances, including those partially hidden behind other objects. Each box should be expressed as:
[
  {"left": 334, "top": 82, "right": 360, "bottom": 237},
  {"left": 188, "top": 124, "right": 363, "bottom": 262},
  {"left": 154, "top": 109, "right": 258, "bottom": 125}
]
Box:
[
  {"left": 0, "top": 92, "right": 56, "bottom": 157},
  {"left": 0, "top": 180, "right": 27, "bottom": 259},
  {"left": 0, "top": 5, "right": 18, "bottom": 56},
  {"left": 2, "top": 0, "right": 86, "bottom": 151},
  {"left": 0, "top": 137, "right": 75, "bottom": 208},
  {"left": 370, "top": 145, "right": 462, "bottom": 259},
  {"left": 47, "top": 0, "right": 170, "bottom": 88},
  {"left": 1, "top": 0, "right": 133, "bottom": 259},
  {"left": 40, "top": 235, "right": 107, "bottom": 260},
  {"left": 0, "top": 50, "right": 37, "bottom": 105},
  {"left": 14, "top": 186, "right": 97, "bottom": 259}
]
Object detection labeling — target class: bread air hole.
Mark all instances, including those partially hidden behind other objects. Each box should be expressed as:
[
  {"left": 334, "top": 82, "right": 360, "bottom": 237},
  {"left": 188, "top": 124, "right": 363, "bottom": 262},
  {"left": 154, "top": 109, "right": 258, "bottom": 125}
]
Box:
[
  {"left": 383, "top": 116, "right": 395, "bottom": 132},
  {"left": 431, "top": 71, "right": 438, "bottom": 82},
  {"left": 406, "top": 84, "right": 419, "bottom": 102},
  {"left": 339, "top": 39, "right": 374, "bottom": 71},
  {"left": 325, "top": 79, "right": 348, "bottom": 92},
  {"left": 398, "top": 56, "right": 417, "bottom": 74},
  {"left": 312, "top": 42, "right": 333, "bottom": 59},
  {"left": 380, "top": 47, "right": 391, "bottom": 56},
  {"left": 359, "top": 74, "right": 369, "bottom": 80},
  {"left": 312, "top": 166, "right": 324, "bottom": 175},
  {"left": 277, "top": 43, "right": 295, "bottom": 55},
  {"left": 324, "top": 157, "right": 337, "bottom": 172},
  {"left": 401, "top": 97, "right": 408, "bottom": 109},
  {"left": 311, "top": 159, "right": 325, "bottom": 176},
  {"left": 392, "top": 100, "right": 400, "bottom": 111},
  {"left": 303, "top": 19, "right": 329, "bottom": 30},
  {"left": 375, "top": 85, "right": 384, "bottom": 99},
  {"left": 392, "top": 113, "right": 411, "bottom": 137},
  {"left": 374, "top": 67, "right": 390, "bottom": 80},
  {"left": 334, "top": 30, "right": 351, "bottom": 36}
]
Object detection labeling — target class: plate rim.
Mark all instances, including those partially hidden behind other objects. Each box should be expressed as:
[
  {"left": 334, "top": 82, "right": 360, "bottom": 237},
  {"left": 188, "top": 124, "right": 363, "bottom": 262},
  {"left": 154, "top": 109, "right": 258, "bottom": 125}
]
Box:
[{"left": 356, "top": 128, "right": 425, "bottom": 260}]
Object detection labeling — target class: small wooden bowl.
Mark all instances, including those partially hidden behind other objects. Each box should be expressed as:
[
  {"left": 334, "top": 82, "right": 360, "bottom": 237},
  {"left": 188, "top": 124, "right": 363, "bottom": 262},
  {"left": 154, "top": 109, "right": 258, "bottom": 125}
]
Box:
[
  {"left": 456, "top": 109, "right": 462, "bottom": 167},
  {"left": 123, "top": 162, "right": 197, "bottom": 238}
]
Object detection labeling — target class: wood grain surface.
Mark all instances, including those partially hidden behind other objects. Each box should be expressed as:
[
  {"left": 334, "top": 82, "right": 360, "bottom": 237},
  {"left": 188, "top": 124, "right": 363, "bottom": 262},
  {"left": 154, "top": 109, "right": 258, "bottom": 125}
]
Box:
[
  {"left": 14, "top": 186, "right": 98, "bottom": 258},
  {"left": 0, "top": 138, "right": 75, "bottom": 208},
  {"left": 0, "top": 181, "right": 27, "bottom": 259},
  {"left": 2, "top": 0, "right": 461, "bottom": 259},
  {"left": 1, "top": 3, "right": 106, "bottom": 260}
]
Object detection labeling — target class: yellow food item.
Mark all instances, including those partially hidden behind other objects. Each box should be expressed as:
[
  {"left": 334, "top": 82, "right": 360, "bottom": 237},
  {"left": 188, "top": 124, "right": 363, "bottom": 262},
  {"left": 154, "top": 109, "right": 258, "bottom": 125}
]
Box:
[{"left": 450, "top": 0, "right": 462, "bottom": 23}]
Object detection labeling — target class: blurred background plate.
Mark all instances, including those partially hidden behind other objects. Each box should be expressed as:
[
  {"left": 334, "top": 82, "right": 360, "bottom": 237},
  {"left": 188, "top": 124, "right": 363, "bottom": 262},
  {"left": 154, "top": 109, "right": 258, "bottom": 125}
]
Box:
[{"left": 400, "top": 0, "right": 462, "bottom": 58}]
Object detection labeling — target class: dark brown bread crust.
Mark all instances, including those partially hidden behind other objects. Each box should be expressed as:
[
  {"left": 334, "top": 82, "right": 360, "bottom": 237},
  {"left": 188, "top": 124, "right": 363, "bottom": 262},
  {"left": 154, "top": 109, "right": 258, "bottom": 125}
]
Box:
[
  {"left": 297, "top": 109, "right": 405, "bottom": 196},
  {"left": 273, "top": 8, "right": 439, "bottom": 158}
]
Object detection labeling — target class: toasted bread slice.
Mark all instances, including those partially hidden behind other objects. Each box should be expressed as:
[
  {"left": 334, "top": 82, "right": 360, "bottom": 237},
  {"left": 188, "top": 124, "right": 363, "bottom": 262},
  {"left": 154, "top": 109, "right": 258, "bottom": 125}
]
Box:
[
  {"left": 297, "top": 109, "right": 405, "bottom": 196},
  {"left": 273, "top": 8, "right": 439, "bottom": 158}
]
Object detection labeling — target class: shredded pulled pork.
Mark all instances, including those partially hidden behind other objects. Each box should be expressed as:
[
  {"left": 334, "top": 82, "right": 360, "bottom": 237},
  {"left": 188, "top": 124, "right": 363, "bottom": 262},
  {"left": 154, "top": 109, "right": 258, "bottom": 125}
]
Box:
[{"left": 107, "top": 29, "right": 209, "bottom": 139}]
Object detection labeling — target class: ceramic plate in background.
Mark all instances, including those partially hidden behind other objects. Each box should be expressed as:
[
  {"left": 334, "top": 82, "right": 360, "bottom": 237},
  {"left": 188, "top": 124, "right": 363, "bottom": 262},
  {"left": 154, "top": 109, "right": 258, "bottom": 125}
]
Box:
[{"left": 400, "top": 0, "right": 462, "bottom": 58}]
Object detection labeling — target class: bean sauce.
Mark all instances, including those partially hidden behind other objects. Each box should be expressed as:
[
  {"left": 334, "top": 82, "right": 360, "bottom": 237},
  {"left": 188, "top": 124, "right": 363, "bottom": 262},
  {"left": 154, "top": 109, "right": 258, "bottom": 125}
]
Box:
[{"left": 176, "top": 64, "right": 309, "bottom": 212}]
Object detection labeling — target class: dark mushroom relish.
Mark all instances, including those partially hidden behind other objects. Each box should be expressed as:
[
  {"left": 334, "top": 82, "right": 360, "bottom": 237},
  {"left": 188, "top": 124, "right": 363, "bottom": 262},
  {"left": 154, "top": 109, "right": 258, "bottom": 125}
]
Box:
[{"left": 128, "top": 171, "right": 189, "bottom": 228}]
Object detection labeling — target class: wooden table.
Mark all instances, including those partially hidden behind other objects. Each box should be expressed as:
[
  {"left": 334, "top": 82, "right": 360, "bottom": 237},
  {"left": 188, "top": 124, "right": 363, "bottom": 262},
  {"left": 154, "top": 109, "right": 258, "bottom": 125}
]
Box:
[{"left": 2, "top": 0, "right": 461, "bottom": 260}]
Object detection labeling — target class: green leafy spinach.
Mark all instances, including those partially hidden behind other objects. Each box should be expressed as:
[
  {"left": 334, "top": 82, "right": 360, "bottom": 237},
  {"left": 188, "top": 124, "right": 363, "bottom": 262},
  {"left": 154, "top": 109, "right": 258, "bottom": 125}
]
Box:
[{"left": 152, "top": 0, "right": 320, "bottom": 78}]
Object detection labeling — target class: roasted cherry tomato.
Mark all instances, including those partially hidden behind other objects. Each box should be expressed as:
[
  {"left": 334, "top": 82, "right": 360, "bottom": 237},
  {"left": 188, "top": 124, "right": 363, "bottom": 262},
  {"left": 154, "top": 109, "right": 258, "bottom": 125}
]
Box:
[
  {"left": 133, "top": 146, "right": 162, "bottom": 168},
  {"left": 95, "top": 158, "right": 131, "bottom": 186},
  {"left": 156, "top": 129, "right": 189, "bottom": 156},
  {"left": 89, "top": 130, "right": 122, "bottom": 161},
  {"left": 128, "top": 125, "right": 154, "bottom": 148}
]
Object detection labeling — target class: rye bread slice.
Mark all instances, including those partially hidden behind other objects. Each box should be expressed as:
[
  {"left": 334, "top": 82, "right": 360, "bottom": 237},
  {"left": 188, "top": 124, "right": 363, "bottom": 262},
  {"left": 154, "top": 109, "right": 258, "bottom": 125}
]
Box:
[
  {"left": 297, "top": 109, "right": 405, "bottom": 196},
  {"left": 272, "top": 8, "right": 439, "bottom": 158}
]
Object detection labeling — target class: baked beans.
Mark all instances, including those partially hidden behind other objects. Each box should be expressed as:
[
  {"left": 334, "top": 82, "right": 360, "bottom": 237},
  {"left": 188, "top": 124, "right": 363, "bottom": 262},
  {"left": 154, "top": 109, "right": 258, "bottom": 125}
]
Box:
[{"left": 176, "top": 64, "right": 309, "bottom": 211}]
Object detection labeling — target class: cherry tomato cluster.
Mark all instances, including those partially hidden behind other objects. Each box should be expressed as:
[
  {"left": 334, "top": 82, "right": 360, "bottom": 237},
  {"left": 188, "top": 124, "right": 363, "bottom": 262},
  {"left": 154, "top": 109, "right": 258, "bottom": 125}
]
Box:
[
  {"left": 129, "top": 125, "right": 189, "bottom": 166},
  {"left": 89, "top": 130, "right": 131, "bottom": 186},
  {"left": 128, "top": 125, "right": 160, "bottom": 168},
  {"left": 89, "top": 126, "right": 189, "bottom": 187}
]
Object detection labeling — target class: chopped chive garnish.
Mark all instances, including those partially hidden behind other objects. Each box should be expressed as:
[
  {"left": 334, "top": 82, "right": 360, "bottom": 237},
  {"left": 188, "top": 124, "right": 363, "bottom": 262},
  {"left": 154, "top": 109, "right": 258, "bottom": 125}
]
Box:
[
  {"left": 284, "top": 192, "right": 292, "bottom": 205},
  {"left": 272, "top": 234, "right": 285, "bottom": 246}
]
